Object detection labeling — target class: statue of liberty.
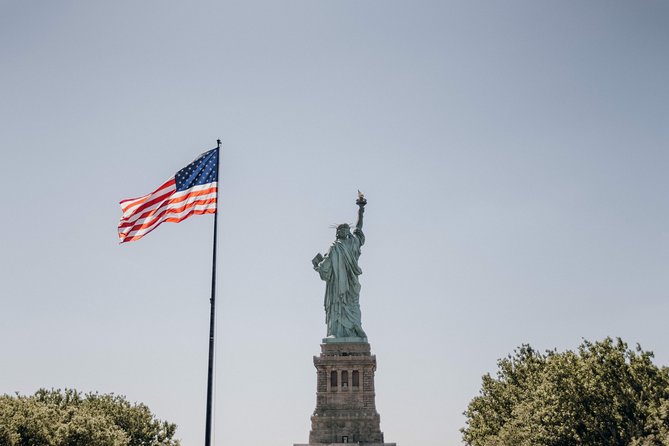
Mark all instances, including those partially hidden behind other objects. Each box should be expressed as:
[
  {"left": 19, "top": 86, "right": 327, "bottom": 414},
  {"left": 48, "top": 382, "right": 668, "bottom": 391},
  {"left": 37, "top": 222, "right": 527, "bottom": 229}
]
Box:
[{"left": 312, "top": 192, "right": 368, "bottom": 340}]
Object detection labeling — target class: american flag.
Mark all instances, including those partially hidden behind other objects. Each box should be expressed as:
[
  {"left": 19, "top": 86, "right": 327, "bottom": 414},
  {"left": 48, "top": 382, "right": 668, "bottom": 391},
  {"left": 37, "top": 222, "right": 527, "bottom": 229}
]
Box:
[{"left": 118, "top": 148, "right": 219, "bottom": 243}]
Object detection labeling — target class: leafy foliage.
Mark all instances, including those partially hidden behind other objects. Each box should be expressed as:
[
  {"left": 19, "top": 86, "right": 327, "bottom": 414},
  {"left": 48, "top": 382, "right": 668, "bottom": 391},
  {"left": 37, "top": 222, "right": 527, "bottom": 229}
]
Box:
[
  {"left": 0, "top": 389, "right": 180, "bottom": 446},
  {"left": 462, "top": 338, "right": 669, "bottom": 446}
]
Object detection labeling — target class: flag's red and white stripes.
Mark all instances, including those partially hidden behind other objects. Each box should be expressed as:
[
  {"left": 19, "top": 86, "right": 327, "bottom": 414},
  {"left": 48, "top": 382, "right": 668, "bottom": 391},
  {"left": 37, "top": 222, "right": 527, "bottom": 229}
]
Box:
[{"left": 118, "top": 178, "right": 217, "bottom": 243}]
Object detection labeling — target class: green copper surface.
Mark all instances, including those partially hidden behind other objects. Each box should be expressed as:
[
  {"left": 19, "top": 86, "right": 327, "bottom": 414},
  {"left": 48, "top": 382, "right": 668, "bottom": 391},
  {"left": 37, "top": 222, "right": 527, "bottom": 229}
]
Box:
[{"left": 312, "top": 194, "right": 368, "bottom": 339}]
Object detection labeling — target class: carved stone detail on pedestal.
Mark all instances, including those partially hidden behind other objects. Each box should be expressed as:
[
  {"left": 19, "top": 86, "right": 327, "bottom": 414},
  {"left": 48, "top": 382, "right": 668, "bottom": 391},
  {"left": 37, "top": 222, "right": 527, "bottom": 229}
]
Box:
[{"left": 294, "top": 342, "right": 395, "bottom": 446}]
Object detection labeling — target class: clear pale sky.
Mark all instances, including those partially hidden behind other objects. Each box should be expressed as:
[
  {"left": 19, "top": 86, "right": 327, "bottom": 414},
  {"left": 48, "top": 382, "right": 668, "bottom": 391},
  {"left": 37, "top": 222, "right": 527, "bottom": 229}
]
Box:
[{"left": 1, "top": 2, "right": 668, "bottom": 445}]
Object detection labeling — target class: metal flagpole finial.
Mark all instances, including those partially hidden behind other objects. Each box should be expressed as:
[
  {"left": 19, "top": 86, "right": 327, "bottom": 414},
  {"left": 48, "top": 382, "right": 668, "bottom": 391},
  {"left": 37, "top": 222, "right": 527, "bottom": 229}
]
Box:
[{"left": 216, "top": 139, "right": 221, "bottom": 149}]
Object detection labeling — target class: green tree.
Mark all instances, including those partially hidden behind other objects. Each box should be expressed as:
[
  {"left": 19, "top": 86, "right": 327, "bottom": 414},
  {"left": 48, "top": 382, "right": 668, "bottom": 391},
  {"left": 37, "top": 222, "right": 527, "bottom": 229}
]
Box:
[
  {"left": 462, "top": 338, "right": 669, "bottom": 446},
  {"left": 0, "top": 389, "right": 180, "bottom": 446}
]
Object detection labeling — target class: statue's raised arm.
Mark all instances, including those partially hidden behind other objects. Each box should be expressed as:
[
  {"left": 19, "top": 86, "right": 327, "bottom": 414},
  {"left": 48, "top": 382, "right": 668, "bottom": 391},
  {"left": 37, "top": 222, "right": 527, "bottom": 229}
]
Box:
[
  {"left": 356, "top": 190, "right": 366, "bottom": 231},
  {"left": 312, "top": 192, "right": 368, "bottom": 341}
]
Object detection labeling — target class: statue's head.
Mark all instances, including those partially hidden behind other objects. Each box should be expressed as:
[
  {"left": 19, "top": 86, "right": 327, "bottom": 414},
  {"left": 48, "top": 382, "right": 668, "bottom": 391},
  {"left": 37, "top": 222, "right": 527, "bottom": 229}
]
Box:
[{"left": 335, "top": 223, "right": 351, "bottom": 240}]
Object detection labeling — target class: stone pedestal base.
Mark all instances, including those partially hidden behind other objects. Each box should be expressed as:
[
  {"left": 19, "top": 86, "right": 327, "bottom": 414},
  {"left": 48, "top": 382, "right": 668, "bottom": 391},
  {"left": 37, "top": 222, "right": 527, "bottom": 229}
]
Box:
[
  {"left": 293, "top": 341, "right": 395, "bottom": 446},
  {"left": 295, "top": 444, "right": 396, "bottom": 446}
]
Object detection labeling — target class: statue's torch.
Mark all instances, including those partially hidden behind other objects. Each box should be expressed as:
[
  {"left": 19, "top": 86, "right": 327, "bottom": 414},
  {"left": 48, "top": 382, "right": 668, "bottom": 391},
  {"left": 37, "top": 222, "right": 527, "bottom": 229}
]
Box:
[{"left": 356, "top": 190, "right": 367, "bottom": 207}]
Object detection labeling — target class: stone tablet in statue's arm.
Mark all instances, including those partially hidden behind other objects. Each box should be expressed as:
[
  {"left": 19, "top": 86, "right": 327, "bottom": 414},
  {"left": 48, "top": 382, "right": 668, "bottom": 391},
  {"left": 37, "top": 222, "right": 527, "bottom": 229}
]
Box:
[
  {"left": 312, "top": 253, "right": 324, "bottom": 269},
  {"left": 313, "top": 252, "right": 333, "bottom": 281}
]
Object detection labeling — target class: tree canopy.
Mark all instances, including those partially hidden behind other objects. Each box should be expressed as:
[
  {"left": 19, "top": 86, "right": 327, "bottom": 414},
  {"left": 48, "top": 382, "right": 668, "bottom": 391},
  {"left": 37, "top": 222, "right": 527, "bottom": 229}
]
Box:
[
  {"left": 0, "top": 389, "right": 180, "bottom": 446},
  {"left": 462, "top": 338, "right": 669, "bottom": 446}
]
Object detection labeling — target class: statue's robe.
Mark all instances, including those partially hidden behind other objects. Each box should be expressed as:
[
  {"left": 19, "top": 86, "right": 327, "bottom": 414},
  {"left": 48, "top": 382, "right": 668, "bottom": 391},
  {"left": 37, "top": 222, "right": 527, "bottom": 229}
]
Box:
[{"left": 316, "top": 229, "right": 367, "bottom": 338}]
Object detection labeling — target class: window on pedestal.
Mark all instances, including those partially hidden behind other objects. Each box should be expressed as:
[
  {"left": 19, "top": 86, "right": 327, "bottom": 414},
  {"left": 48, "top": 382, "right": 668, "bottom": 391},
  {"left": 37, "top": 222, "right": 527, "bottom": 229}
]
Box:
[
  {"left": 330, "top": 370, "right": 337, "bottom": 389},
  {"left": 352, "top": 370, "right": 360, "bottom": 387},
  {"left": 342, "top": 371, "right": 348, "bottom": 388}
]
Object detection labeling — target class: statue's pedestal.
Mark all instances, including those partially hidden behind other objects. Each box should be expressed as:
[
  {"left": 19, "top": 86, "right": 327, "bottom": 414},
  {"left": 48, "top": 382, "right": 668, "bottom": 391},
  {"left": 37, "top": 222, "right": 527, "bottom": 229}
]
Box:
[
  {"left": 295, "top": 444, "right": 395, "bottom": 446},
  {"left": 294, "top": 341, "right": 396, "bottom": 446}
]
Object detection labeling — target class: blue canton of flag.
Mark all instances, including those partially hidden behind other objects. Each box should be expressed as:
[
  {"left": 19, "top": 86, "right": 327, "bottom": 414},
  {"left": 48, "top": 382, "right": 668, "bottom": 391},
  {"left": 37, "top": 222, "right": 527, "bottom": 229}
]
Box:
[{"left": 175, "top": 149, "right": 219, "bottom": 191}]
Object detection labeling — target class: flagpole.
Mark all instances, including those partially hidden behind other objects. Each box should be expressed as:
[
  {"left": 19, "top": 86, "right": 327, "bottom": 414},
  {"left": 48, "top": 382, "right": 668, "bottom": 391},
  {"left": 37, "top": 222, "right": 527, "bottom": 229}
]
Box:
[{"left": 205, "top": 139, "right": 221, "bottom": 446}]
